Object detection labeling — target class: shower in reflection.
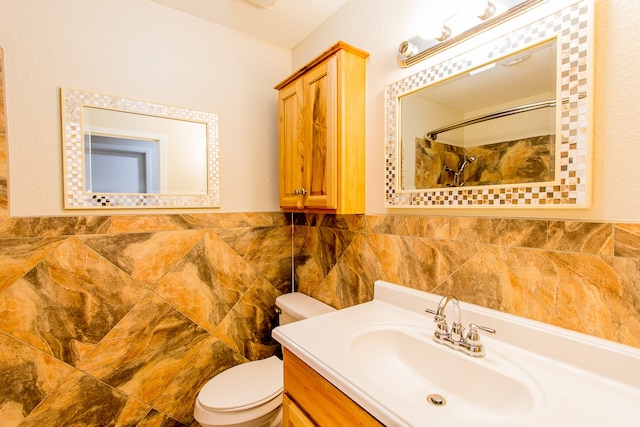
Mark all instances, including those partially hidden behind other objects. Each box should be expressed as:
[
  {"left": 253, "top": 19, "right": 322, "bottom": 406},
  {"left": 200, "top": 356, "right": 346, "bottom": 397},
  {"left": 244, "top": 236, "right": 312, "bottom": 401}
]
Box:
[{"left": 445, "top": 155, "right": 477, "bottom": 187}]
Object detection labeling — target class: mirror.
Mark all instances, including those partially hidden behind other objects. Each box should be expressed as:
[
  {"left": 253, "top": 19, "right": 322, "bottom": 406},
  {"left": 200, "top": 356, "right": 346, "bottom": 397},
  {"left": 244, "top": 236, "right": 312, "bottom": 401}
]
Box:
[
  {"left": 385, "top": 0, "right": 592, "bottom": 207},
  {"left": 401, "top": 39, "right": 557, "bottom": 190},
  {"left": 61, "top": 88, "right": 220, "bottom": 209}
]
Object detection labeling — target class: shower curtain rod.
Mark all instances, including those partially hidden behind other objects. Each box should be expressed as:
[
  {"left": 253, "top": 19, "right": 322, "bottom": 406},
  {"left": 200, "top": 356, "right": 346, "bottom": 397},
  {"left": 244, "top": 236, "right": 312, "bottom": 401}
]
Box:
[{"left": 424, "top": 93, "right": 586, "bottom": 141}]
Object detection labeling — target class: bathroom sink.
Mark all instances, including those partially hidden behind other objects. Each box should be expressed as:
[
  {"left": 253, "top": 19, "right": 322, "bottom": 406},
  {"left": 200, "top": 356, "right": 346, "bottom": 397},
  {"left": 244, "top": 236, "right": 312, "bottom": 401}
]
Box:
[
  {"left": 345, "top": 324, "right": 539, "bottom": 422},
  {"left": 273, "top": 280, "right": 640, "bottom": 427}
]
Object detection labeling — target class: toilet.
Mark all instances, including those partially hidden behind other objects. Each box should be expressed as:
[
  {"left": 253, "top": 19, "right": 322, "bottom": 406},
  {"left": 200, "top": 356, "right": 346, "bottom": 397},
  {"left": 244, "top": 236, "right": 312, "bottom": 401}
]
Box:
[{"left": 193, "top": 292, "right": 336, "bottom": 427}]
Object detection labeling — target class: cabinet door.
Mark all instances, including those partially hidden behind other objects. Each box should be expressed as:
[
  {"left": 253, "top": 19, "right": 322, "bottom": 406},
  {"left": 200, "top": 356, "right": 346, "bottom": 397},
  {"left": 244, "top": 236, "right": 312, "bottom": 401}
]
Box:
[
  {"left": 283, "top": 394, "right": 317, "bottom": 427},
  {"left": 278, "top": 79, "right": 304, "bottom": 209},
  {"left": 302, "top": 57, "right": 337, "bottom": 210}
]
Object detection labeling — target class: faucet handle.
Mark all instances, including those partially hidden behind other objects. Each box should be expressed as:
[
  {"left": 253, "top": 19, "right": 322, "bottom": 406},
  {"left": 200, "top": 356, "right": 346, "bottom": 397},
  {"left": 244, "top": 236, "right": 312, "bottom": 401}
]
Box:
[
  {"left": 424, "top": 307, "right": 445, "bottom": 322},
  {"left": 466, "top": 323, "right": 496, "bottom": 343}
]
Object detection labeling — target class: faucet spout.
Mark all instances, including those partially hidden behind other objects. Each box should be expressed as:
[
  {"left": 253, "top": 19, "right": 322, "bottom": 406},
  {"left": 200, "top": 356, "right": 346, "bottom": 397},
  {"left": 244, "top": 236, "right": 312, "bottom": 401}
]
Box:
[{"left": 435, "top": 295, "right": 460, "bottom": 324}]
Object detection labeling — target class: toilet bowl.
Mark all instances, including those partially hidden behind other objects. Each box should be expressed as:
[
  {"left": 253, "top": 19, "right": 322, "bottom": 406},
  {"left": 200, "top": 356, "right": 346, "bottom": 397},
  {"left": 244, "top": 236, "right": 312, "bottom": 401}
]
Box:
[{"left": 194, "top": 292, "right": 335, "bottom": 427}]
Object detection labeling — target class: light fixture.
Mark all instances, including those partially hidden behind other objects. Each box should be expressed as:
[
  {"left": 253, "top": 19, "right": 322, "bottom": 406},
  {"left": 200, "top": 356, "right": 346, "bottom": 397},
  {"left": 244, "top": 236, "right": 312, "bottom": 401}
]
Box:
[{"left": 397, "top": 0, "right": 544, "bottom": 68}]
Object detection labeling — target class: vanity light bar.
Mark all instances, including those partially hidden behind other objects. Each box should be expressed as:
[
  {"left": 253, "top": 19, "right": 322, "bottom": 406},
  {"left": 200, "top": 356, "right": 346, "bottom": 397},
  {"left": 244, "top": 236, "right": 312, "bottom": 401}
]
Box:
[{"left": 398, "top": 0, "right": 545, "bottom": 68}]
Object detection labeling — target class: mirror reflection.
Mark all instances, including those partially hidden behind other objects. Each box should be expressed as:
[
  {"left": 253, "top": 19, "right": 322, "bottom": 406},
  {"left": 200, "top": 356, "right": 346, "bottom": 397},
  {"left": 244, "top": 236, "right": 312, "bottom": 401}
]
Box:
[
  {"left": 400, "top": 39, "right": 557, "bottom": 190},
  {"left": 83, "top": 107, "right": 208, "bottom": 194}
]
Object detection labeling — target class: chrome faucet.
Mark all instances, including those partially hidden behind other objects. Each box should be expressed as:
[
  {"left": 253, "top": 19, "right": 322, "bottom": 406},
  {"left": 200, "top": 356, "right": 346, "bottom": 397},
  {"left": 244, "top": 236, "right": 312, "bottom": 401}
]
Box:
[{"left": 425, "top": 295, "right": 495, "bottom": 357}]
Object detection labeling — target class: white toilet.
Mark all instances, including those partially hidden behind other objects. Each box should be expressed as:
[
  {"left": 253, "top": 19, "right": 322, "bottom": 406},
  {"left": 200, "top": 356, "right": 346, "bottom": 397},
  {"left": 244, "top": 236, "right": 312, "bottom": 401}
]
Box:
[{"left": 193, "top": 292, "right": 335, "bottom": 427}]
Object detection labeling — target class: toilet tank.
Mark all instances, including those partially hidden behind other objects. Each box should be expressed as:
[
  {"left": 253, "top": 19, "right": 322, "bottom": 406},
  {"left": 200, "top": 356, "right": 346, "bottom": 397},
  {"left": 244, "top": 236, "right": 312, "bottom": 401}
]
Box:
[{"left": 275, "top": 292, "right": 335, "bottom": 325}]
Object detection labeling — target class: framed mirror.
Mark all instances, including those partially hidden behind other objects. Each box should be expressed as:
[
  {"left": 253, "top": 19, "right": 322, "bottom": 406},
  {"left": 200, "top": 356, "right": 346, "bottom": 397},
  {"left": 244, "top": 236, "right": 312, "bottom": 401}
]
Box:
[
  {"left": 385, "top": 0, "right": 592, "bottom": 207},
  {"left": 61, "top": 88, "right": 219, "bottom": 209}
]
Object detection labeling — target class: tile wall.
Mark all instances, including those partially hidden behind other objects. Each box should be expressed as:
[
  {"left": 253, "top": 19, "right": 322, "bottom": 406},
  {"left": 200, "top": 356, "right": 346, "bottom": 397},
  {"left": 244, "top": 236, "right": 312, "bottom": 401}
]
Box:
[{"left": 294, "top": 214, "right": 640, "bottom": 349}]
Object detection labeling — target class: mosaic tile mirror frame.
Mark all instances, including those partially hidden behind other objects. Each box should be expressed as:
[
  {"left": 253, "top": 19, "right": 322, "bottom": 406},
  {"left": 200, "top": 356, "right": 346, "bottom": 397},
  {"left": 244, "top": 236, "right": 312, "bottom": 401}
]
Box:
[
  {"left": 385, "top": 0, "right": 592, "bottom": 208},
  {"left": 61, "top": 88, "right": 220, "bottom": 209}
]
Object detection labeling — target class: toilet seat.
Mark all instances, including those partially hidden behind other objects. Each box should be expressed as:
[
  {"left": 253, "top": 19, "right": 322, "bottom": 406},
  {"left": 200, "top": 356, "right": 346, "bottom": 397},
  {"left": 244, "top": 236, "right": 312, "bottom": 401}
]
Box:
[{"left": 198, "top": 356, "right": 283, "bottom": 412}]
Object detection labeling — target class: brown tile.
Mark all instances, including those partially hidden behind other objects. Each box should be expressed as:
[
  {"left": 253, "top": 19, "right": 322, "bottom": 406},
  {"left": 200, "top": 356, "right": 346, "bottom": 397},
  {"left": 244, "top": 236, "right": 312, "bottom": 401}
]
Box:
[
  {"left": 136, "top": 409, "right": 187, "bottom": 427},
  {"left": 76, "top": 292, "right": 209, "bottom": 405},
  {"left": 614, "top": 223, "right": 640, "bottom": 258},
  {"left": 547, "top": 221, "right": 613, "bottom": 255},
  {"left": 154, "top": 231, "right": 256, "bottom": 332},
  {"left": 320, "top": 233, "right": 391, "bottom": 308},
  {"left": 450, "top": 217, "right": 548, "bottom": 248},
  {"left": 364, "top": 215, "right": 450, "bottom": 239},
  {"left": 0, "top": 217, "right": 78, "bottom": 238},
  {"left": 75, "top": 216, "right": 111, "bottom": 235},
  {"left": 366, "top": 233, "right": 479, "bottom": 293},
  {"left": 110, "top": 213, "right": 281, "bottom": 234},
  {"left": 79, "top": 230, "right": 205, "bottom": 287},
  {"left": 0, "top": 237, "right": 147, "bottom": 365},
  {"left": 153, "top": 337, "right": 247, "bottom": 425},
  {"left": 0, "top": 333, "right": 75, "bottom": 426},
  {"left": 0, "top": 237, "right": 65, "bottom": 291},
  {"left": 214, "top": 277, "right": 280, "bottom": 360},
  {"left": 19, "top": 370, "right": 151, "bottom": 427},
  {"left": 215, "top": 226, "right": 293, "bottom": 293}
]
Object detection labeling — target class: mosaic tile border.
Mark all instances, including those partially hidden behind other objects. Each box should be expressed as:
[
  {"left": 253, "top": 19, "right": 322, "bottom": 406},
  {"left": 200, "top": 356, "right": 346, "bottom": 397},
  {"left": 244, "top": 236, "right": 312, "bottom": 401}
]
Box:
[
  {"left": 385, "top": 0, "right": 592, "bottom": 208},
  {"left": 61, "top": 88, "right": 220, "bottom": 209}
]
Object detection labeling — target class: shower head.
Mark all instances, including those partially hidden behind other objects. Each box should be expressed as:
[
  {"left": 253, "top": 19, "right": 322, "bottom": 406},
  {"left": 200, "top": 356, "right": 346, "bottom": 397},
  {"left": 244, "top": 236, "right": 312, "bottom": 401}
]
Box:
[{"left": 459, "top": 156, "right": 477, "bottom": 173}]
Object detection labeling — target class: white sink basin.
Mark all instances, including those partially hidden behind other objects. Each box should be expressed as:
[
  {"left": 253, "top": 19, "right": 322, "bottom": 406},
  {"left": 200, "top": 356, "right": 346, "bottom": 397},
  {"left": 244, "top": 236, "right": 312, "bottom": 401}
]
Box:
[
  {"left": 346, "top": 324, "right": 539, "bottom": 422},
  {"left": 273, "top": 281, "right": 640, "bottom": 426}
]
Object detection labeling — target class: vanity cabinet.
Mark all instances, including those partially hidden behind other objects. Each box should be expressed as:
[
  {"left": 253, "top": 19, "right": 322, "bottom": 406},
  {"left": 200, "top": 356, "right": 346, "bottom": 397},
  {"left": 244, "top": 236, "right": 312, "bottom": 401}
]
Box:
[
  {"left": 275, "top": 41, "right": 368, "bottom": 214},
  {"left": 282, "top": 348, "right": 383, "bottom": 427}
]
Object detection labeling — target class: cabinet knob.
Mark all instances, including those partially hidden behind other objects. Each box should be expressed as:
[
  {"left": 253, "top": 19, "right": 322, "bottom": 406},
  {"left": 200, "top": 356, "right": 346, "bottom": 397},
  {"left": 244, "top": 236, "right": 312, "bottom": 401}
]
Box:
[{"left": 294, "top": 188, "right": 307, "bottom": 196}]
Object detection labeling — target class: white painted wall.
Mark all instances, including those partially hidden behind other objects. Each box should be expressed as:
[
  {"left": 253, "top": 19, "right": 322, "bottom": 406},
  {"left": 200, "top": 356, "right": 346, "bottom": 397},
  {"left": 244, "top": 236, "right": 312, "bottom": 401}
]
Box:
[
  {"left": 3, "top": 0, "right": 640, "bottom": 222},
  {"left": 0, "top": 0, "right": 290, "bottom": 216},
  {"left": 295, "top": 0, "right": 640, "bottom": 221}
]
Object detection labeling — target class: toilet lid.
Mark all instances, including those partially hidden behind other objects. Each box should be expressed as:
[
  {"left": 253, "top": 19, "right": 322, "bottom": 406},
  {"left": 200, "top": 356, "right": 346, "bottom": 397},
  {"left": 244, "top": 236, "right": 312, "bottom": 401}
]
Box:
[{"left": 198, "top": 356, "right": 283, "bottom": 412}]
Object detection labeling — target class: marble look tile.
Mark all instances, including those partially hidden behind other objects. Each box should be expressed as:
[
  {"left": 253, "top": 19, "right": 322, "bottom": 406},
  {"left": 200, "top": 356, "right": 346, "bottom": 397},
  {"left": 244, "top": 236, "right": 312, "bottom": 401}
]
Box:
[
  {"left": 19, "top": 370, "right": 151, "bottom": 427},
  {"left": 442, "top": 246, "right": 640, "bottom": 347},
  {"left": 299, "top": 213, "right": 365, "bottom": 230},
  {"left": 0, "top": 217, "right": 78, "bottom": 238},
  {"left": 136, "top": 409, "right": 187, "bottom": 427},
  {"left": 215, "top": 226, "right": 293, "bottom": 294},
  {"left": 319, "top": 233, "right": 391, "bottom": 309},
  {"left": 154, "top": 231, "right": 256, "bottom": 333},
  {"left": 214, "top": 277, "right": 280, "bottom": 361},
  {"left": 79, "top": 230, "right": 205, "bottom": 287},
  {"left": 153, "top": 336, "right": 247, "bottom": 425},
  {"left": 111, "top": 213, "right": 283, "bottom": 234},
  {"left": 297, "top": 226, "right": 357, "bottom": 277},
  {"left": 364, "top": 215, "right": 450, "bottom": 239},
  {"left": 437, "top": 246, "right": 558, "bottom": 325},
  {"left": 547, "top": 221, "right": 613, "bottom": 255},
  {"left": 450, "top": 217, "right": 548, "bottom": 248},
  {"left": 77, "top": 292, "right": 209, "bottom": 405},
  {"left": 366, "top": 233, "right": 479, "bottom": 293},
  {"left": 0, "top": 237, "right": 64, "bottom": 291},
  {"left": 75, "top": 216, "right": 111, "bottom": 235},
  {"left": 0, "top": 332, "right": 75, "bottom": 427},
  {"left": 0, "top": 237, "right": 147, "bottom": 365},
  {"left": 614, "top": 223, "right": 640, "bottom": 258}
]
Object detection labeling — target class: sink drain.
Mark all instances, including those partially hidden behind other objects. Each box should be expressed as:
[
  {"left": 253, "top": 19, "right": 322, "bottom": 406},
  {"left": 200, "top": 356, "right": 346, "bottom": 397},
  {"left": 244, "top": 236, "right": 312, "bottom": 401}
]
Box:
[{"left": 426, "top": 394, "right": 447, "bottom": 406}]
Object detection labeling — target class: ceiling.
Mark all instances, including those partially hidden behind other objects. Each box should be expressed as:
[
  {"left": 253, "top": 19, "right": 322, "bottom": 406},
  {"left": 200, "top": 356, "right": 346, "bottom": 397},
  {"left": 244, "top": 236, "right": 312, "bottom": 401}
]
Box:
[{"left": 149, "top": 0, "right": 351, "bottom": 49}]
